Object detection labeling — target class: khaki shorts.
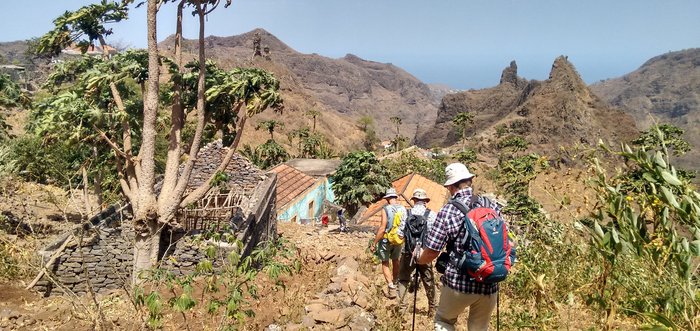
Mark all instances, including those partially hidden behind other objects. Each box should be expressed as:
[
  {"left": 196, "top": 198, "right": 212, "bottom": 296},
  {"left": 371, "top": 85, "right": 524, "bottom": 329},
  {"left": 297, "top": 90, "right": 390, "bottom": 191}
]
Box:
[{"left": 377, "top": 240, "right": 401, "bottom": 261}]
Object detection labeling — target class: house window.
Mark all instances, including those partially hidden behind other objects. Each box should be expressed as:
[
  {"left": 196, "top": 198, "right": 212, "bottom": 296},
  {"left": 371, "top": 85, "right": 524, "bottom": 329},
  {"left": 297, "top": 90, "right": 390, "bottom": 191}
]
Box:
[{"left": 308, "top": 200, "right": 315, "bottom": 219}]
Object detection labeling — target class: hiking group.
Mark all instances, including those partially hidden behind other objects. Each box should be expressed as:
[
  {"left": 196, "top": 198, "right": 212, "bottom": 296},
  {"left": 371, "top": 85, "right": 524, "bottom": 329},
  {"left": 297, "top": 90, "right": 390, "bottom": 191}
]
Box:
[{"left": 370, "top": 162, "right": 517, "bottom": 331}]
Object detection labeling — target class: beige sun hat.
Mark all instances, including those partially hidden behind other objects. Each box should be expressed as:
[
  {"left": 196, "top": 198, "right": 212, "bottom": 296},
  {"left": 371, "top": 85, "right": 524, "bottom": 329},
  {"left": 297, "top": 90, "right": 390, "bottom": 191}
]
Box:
[
  {"left": 411, "top": 188, "right": 430, "bottom": 202},
  {"left": 383, "top": 187, "right": 398, "bottom": 199},
  {"left": 444, "top": 163, "right": 476, "bottom": 186}
]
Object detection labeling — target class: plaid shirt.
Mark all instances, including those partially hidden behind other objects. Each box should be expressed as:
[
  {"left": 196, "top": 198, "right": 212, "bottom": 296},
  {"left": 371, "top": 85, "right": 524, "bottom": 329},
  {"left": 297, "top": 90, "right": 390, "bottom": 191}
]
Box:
[
  {"left": 398, "top": 202, "right": 437, "bottom": 238},
  {"left": 424, "top": 187, "right": 499, "bottom": 295}
]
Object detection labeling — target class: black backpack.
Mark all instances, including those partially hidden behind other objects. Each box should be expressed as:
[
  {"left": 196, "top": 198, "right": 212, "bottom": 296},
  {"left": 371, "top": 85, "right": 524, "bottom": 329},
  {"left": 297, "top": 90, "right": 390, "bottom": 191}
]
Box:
[{"left": 404, "top": 208, "right": 431, "bottom": 252}]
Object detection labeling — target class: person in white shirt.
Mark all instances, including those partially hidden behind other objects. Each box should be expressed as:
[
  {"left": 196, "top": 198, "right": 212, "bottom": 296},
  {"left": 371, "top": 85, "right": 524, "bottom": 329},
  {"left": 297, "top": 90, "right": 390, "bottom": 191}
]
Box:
[{"left": 397, "top": 188, "right": 437, "bottom": 313}]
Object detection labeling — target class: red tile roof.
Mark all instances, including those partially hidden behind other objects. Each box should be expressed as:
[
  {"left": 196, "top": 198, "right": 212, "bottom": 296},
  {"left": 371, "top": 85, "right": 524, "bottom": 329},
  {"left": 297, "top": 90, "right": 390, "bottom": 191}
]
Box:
[
  {"left": 359, "top": 173, "right": 449, "bottom": 228},
  {"left": 269, "top": 164, "right": 318, "bottom": 210}
]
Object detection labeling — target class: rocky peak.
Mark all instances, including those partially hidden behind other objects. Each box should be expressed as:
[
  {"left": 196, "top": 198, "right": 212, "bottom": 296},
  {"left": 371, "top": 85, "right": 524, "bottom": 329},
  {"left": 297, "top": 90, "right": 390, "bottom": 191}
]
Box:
[
  {"left": 499, "top": 60, "right": 518, "bottom": 85},
  {"left": 548, "top": 55, "right": 588, "bottom": 93}
]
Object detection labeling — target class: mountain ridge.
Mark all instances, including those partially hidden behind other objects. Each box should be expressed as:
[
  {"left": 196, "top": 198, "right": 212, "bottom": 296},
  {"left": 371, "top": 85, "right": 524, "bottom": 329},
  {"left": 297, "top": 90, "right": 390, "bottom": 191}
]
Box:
[
  {"left": 590, "top": 48, "right": 700, "bottom": 169},
  {"left": 420, "top": 56, "right": 638, "bottom": 154}
]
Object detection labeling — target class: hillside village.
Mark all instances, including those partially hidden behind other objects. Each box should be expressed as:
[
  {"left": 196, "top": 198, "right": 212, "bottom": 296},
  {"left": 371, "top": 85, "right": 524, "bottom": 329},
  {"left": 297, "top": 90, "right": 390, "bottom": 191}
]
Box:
[{"left": 1, "top": 1, "right": 700, "bottom": 331}]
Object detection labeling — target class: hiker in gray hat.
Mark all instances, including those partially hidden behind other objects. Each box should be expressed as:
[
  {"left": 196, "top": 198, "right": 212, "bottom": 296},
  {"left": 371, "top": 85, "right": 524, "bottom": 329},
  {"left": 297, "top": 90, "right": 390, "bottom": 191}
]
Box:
[
  {"left": 370, "top": 187, "right": 407, "bottom": 299},
  {"left": 397, "top": 188, "right": 437, "bottom": 313}
]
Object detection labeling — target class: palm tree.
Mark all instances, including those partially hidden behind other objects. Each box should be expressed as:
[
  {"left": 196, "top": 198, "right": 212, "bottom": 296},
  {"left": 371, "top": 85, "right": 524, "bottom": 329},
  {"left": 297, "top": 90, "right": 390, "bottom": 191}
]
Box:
[
  {"left": 255, "top": 120, "right": 284, "bottom": 141},
  {"left": 452, "top": 111, "right": 474, "bottom": 150},
  {"left": 390, "top": 116, "right": 402, "bottom": 137},
  {"left": 357, "top": 115, "right": 373, "bottom": 132},
  {"left": 288, "top": 127, "right": 310, "bottom": 156},
  {"left": 306, "top": 108, "right": 321, "bottom": 131}
]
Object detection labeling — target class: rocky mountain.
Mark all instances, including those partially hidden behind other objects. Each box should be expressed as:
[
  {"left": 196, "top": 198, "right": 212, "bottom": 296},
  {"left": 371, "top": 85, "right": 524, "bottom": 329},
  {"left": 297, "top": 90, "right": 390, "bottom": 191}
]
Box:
[
  {"left": 420, "top": 57, "right": 638, "bottom": 154},
  {"left": 591, "top": 48, "right": 700, "bottom": 168},
  {"left": 161, "top": 29, "right": 440, "bottom": 150}
]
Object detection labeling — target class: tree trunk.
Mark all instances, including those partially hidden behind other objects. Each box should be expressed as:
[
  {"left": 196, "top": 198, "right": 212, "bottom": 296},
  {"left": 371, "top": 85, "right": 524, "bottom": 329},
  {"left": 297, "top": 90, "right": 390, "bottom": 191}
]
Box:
[
  {"left": 81, "top": 166, "right": 91, "bottom": 218},
  {"left": 93, "top": 146, "right": 103, "bottom": 207},
  {"left": 132, "top": 218, "right": 160, "bottom": 283},
  {"left": 132, "top": 0, "right": 161, "bottom": 283},
  {"left": 139, "top": 0, "right": 161, "bottom": 201},
  {"left": 159, "top": 0, "right": 186, "bottom": 209}
]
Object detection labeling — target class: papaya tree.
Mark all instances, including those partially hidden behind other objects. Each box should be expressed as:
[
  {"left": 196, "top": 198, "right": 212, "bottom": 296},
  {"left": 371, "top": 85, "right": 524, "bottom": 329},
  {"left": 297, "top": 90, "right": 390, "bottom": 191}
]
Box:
[
  {"left": 36, "top": 0, "right": 282, "bottom": 281},
  {"left": 0, "top": 72, "right": 31, "bottom": 141},
  {"left": 255, "top": 119, "right": 284, "bottom": 141},
  {"left": 452, "top": 111, "right": 474, "bottom": 150},
  {"left": 332, "top": 151, "right": 391, "bottom": 216},
  {"left": 306, "top": 108, "right": 320, "bottom": 131},
  {"left": 588, "top": 129, "right": 700, "bottom": 329}
]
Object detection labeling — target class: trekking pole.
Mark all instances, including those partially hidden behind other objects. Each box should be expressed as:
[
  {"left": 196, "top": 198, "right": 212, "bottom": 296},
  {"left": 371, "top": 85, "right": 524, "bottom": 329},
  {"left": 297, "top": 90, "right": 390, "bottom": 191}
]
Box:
[
  {"left": 410, "top": 242, "right": 421, "bottom": 331},
  {"left": 412, "top": 267, "right": 419, "bottom": 331},
  {"left": 497, "top": 291, "right": 500, "bottom": 331}
]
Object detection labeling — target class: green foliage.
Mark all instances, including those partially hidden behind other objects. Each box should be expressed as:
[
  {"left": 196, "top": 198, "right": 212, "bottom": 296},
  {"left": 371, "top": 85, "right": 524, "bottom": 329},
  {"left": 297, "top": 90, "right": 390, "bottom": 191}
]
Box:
[
  {"left": 0, "top": 230, "right": 21, "bottom": 279},
  {"left": 381, "top": 151, "right": 446, "bottom": 183},
  {"left": 176, "top": 61, "right": 284, "bottom": 145},
  {"left": 255, "top": 120, "right": 284, "bottom": 141},
  {"left": 332, "top": 151, "right": 391, "bottom": 215},
  {"left": 452, "top": 111, "right": 474, "bottom": 146},
  {"left": 632, "top": 124, "right": 691, "bottom": 157},
  {"left": 211, "top": 170, "right": 230, "bottom": 188},
  {"left": 362, "top": 127, "right": 379, "bottom": 151},
  {"left": 495, "top": 124, "right": 508, "bottom": 138},
  {"left": 454, "top": 148, "right": 478, "bottom": 165},
  {"left": 1, "top": 72, "right": 31, "bottom": 141},
  {"left": 287, "top": 127, "right": 333, "bottom": 159},
  {"left": 390, "top": 135, "right": 409, "bottom": 152},
  {"left": 357, "top": 115, "right": 374, "bottom": 132},
  {"left": 33, "top": 0, "right": 130, "bottom": 57},
  {"left": 134, "top": 234, "right": 298, "bottom": 329},
  {"left": 0, "top": 135, "right": 87, "bottom": 185},
  {"left": 240, "top": 139, "right": 290, "bottom": 170},
  {"left": 305, "top": 108, "right": 321, "bottom": 130},
  {"left": 494, "top": 153, "right": 549, "bottom": 227},
  {"left": 587, "top": 131, "right": 700, "bottom": 329},
  {"left": 497, "top": 135, "right": 529, "bottom": 152}
]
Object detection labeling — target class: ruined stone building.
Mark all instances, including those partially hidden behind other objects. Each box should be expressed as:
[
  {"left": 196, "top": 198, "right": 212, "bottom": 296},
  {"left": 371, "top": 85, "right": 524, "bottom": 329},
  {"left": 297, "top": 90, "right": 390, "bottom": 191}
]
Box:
[{"left": 33, "top": 141, "right": 278, "bottom": 296}]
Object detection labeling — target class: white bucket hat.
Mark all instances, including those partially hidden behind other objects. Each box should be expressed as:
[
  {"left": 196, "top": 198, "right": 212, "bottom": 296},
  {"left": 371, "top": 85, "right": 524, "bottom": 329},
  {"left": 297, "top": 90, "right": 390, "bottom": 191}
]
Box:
[
  {"left": 411, "top": 188, "right": 430, "bottom": 202},
  {"left": 444, "top": 163, "right": 475, "bottom": 186},
  {"left": 383, "top": 187, "right": 398, "bottom": 199}
]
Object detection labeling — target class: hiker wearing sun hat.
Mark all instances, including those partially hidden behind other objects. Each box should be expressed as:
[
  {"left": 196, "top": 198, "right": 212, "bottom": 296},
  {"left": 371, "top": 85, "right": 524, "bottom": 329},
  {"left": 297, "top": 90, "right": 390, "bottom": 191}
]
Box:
[
  {"left": 397, "top": 188, "right": 438, "bottom": 314},
  {"left": 416, "top": 163, "right": 500, "bottom": 331},
  {"left": 370, "top": 187, "right": 407, "bottom": 299}
]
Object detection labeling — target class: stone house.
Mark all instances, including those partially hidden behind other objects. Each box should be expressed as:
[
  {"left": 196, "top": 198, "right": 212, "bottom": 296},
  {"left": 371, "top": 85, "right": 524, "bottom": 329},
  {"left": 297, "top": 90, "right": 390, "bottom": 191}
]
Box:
[
  {"left": 32, "top": 140, "right": 278, "bottom": 296},
  {"left": 268, "top": 159, "right": 340, "bottom": 224}
]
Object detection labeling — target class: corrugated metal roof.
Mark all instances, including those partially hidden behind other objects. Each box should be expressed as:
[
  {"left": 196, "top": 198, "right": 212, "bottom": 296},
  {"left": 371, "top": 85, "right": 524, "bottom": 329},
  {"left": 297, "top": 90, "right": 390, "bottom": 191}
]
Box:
[
  {"left": 358, "top": 173, "right": 449, "bottom": 228},
  {"left": 284, "top": 159, "right": 341, "bottom": 177},
  {"left": 268, "top": 164, "right": 318, "bottom": 210}
]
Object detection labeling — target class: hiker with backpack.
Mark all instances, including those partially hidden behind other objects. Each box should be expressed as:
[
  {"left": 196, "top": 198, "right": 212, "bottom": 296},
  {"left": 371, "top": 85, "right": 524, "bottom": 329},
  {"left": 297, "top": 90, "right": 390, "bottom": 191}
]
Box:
[
  {"left": 416, "top": 163, "right": 516, "bottom": 331},
  {"left": 370, "top": 187, "right": 407, "bottom": 299},
  {"left": 397, "top": 188, "right": 437, "bottom": 314}
]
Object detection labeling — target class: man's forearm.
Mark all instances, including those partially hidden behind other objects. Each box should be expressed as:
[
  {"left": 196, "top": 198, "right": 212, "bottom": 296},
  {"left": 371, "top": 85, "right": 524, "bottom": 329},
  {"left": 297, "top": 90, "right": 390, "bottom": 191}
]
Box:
[
  {"left": 417, "top": 247, "right": 440, "bottom": 265},
  {"left": 373, "top": 229, "right": 385, "bottom": 245}
]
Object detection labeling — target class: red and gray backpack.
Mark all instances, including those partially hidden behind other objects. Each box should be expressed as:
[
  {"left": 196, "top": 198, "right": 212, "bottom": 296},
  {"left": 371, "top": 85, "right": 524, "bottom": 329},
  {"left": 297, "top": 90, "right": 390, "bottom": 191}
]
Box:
[{"left": 449, "top": 195, "right": 516, "bottom": 283}]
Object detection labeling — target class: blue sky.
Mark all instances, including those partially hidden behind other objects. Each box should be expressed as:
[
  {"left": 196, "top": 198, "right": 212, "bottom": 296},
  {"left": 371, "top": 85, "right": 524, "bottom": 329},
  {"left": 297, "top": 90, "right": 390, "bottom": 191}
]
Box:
[{"left": 1, "top": 0, "right": 699, "bottom": 89}]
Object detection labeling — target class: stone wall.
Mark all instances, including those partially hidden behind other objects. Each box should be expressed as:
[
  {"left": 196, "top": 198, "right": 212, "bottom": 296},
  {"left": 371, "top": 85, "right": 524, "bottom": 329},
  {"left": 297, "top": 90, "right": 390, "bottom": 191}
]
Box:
[
  {"left": 34, "top": 175, "right": 278, "bottom": 296},
  {"left": 34, "top": 204, "right": 133, "bottom": 296},
  {"left": 161, "top": 174, "right": 278, "bottom": 275}
]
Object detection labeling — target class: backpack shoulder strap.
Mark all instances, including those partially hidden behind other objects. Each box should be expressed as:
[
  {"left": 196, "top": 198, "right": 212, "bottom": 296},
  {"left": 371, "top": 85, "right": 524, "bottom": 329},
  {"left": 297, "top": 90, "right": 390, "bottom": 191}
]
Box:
[
  {"left": 449, "top": 198, "right": 470, "bottom": 216},
  {"left": 448, "top": 198, "right": 477, "bottom": 249}
]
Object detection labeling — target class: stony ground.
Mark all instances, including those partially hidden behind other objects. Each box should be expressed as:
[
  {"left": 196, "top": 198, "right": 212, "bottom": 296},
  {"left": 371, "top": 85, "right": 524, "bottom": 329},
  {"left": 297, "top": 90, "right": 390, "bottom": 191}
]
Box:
[{"left": 0, "top": 217, "right": 445, "bottom": 331}]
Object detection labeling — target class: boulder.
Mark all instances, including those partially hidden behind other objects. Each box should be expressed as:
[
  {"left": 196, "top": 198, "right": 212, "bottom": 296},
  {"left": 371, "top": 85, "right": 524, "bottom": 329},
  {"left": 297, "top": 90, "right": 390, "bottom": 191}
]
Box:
[{"left": 336, "top": 258, "right": 359, "bottom": 276}]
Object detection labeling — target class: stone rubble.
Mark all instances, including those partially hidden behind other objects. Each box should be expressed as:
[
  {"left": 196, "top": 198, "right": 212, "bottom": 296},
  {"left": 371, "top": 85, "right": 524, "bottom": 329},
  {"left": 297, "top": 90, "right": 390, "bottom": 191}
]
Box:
[{"left": 284, "top": 255, "right": 376, "bottom": 331}]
